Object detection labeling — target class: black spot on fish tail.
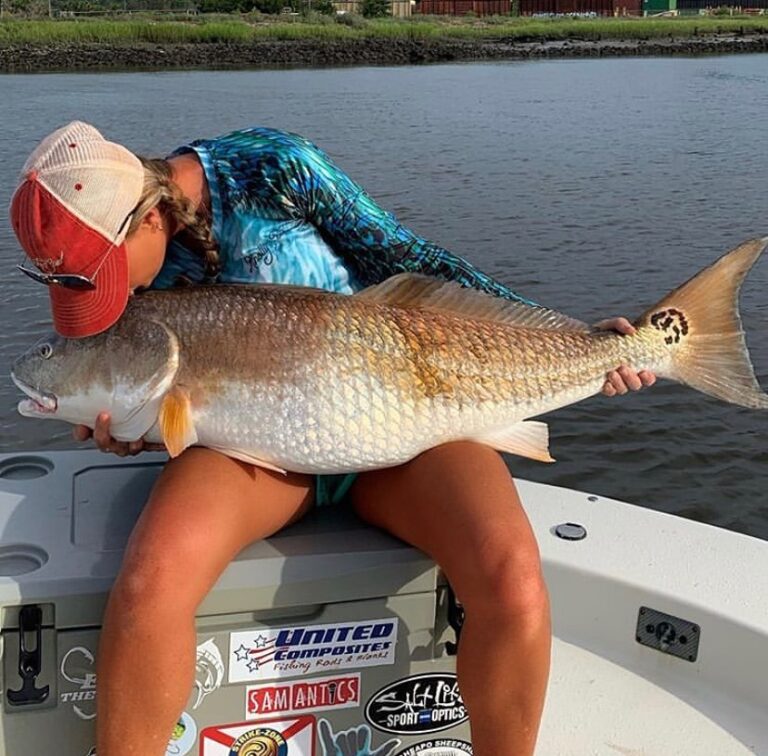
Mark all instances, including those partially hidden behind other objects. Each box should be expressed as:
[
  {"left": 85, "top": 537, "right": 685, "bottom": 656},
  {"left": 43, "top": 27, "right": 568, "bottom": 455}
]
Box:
[{"left": 652, "top": 308, "right": 689, "bottom": 345}]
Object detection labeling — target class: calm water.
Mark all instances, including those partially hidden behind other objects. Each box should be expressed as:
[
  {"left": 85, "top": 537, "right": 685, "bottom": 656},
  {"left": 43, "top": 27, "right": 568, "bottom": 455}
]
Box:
[{"left": 1, "top": 58, "right": 767, "bottom": 538}]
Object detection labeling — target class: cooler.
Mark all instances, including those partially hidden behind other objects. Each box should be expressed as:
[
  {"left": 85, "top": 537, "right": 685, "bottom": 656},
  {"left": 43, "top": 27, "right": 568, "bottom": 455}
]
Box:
[{"left": 0, "top": 450, "right": 471, "bottom": 756}]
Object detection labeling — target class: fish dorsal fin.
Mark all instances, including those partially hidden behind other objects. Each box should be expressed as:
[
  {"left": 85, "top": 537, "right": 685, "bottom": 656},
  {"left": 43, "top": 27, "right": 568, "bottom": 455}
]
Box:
[
  {"left": 159, "top": 385, "right": 198, "bottom": 458},
  {"left": 356, "top": 274, "right": 589, "bottom": 332}
]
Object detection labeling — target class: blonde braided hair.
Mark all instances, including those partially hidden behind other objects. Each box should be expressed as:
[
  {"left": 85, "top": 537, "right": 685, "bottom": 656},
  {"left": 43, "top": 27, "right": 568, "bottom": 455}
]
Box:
[{"left": 128, "top": 156, "right": 220, "bottom": 280}]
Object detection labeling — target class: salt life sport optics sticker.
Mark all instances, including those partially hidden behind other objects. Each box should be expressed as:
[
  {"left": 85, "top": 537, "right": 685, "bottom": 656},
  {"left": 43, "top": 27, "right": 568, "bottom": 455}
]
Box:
[
  {"left": 199, "top": 715, "right": 315, "bottom": 755},
  {"left": 365, "top": 674, "right": 468, "bottom": 735},
  {"left": 245, "top": 673, "right": 361, "bottom": 718},
  {"left": 229, "top": 619, "right": 398, "bottom": 683}
]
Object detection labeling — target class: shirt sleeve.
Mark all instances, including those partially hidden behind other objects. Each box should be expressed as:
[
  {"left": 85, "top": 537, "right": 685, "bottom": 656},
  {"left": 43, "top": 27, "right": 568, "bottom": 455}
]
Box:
[{"left": 283, "top": 135, "right": 538, "bottom": 306}]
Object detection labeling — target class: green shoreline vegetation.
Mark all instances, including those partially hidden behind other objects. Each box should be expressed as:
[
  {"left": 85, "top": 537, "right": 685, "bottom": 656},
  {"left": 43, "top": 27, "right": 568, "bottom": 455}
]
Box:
[{"left": 3, "top": 15, "right": 768, "bottom": 46}]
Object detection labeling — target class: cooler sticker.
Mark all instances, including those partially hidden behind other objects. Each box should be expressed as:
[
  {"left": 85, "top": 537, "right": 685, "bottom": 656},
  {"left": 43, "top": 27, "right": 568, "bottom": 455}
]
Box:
[
  {"left": 199, "top": 715, "right": 315, "bottom": 755},
  {"left": 167, "top": 711, "right": 197, "bottom": 756},
  {"left": 246, "top": 673, "right": 361, "bottom": 718},
  {"left": 229, "top": 619, "right": 398, "bottom": 683},
  {"left": 194, "top": 638, "right": 225, "bottom": 710},
  {"left": 318, "top": 719, "right": 400, "bottom": 756},
  {"left": 394, "top": 741, "right": 472, "bottom": 756},
  {"left": 60, "top": 646, "right": 97, "bottom": 720},
  {"left": 365, "top": 674, "right": 467, "bottom": 735}
]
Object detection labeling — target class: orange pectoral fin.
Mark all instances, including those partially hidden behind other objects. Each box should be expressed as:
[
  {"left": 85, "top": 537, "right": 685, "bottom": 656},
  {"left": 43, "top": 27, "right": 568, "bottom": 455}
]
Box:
[{"left": 158, "top": 386, "right": 198, "bottom": 458}]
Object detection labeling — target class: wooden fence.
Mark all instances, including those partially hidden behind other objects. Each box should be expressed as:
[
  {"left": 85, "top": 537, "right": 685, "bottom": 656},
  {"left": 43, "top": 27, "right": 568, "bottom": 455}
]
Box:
[
  {"left": 334, "top": 0, "right": 413, "bottom": 14},
  {"left": 417, "top": 0, "right": 510, "bottom": 12}
]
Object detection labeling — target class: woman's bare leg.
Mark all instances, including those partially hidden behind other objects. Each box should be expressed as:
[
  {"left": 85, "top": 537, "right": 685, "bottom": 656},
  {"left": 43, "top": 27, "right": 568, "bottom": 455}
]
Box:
[
  {"left": 351, "top": 442, "right": 550, "bottom": 756},
  {"left": 96, "top": 447, "right": 313, "bottom": 756}
]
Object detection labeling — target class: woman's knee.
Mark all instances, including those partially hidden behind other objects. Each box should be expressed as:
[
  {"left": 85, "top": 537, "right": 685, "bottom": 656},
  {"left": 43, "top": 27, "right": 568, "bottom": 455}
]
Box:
[
  {"left": 112, "top": 502, "right": 227, "bottom": 619},
  {"left": 452, "top": 535, "right": 549, "bottom": 623},
  {"left": 109, "top": 451, "right": 310, "bottom": 620},
  {"left": 110, "top": 539, "right": 204, "bottom": 622},
  {"left": 356, "top": 441, "right": 548, "bottom": 622}
]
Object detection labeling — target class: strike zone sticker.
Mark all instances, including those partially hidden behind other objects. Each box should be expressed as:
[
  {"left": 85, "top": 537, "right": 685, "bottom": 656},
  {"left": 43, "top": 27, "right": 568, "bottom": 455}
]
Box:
[
  {"left": 245, "top": 673, "right": 361, "bottom": 718},
  {"left": 199, "top": 715, "right": 315, "bottom": 755}
]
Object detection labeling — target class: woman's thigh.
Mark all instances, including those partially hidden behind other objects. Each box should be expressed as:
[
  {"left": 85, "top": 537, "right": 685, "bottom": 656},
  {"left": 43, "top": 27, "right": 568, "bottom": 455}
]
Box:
[
  {"left": 350, "top": 442, "right": 543, "bottom": 606},
  {"left": 117, "top": 447, "right": 314, "bottom": 612}
]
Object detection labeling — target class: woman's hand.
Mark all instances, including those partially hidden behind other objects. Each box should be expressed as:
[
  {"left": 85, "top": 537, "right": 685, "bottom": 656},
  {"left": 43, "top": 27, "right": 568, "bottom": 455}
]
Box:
[
  {"left": 593, "top": 317, "right": 657, "bottom": 397},
  {"left": 73, "top": 412, "right": 165, "bottom": 456}
]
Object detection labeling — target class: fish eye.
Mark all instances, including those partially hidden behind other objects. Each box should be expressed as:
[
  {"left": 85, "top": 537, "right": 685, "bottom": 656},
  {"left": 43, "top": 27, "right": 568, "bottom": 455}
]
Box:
[{"left": 39, "top": 343, "right": 53, "bottom": 360}]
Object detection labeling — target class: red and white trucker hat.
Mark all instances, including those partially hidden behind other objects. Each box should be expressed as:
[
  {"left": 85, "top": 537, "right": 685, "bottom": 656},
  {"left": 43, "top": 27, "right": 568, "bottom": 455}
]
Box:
[{"left": 10, "top": 121, "right": 144, "bottom": 338}]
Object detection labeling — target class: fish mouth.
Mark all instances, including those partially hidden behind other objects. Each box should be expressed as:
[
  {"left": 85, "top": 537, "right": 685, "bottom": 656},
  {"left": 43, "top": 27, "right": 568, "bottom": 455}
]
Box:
[{"left": 11, "top": 373, "right": 58, "bottom": 417}]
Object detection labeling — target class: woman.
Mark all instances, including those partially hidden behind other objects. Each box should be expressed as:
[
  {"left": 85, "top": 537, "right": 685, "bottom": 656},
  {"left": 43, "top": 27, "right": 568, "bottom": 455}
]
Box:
[{"left": 10, "top": 121, "right": 654, "bottom": 756}]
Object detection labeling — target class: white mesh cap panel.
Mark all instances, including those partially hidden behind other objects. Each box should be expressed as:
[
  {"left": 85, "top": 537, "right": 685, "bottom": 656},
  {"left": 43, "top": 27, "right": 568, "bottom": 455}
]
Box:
[{"left": 21, "top": 120, "right": 144, "bottom": 243}]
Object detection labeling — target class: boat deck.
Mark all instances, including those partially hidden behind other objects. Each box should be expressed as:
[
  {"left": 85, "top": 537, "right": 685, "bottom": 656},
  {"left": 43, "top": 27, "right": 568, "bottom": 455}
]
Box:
[
  {"left": 520, "top": 478, "right": 767, "bottom": 756},
  {"left": 542, "top": 638, "right": 755, "bottom": 755}
]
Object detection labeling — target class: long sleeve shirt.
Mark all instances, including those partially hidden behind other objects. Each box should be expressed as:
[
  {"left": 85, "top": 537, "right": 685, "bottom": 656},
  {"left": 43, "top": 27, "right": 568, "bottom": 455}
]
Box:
[{"left": 152, "top": 126, "right": 535, "bottom": 308}]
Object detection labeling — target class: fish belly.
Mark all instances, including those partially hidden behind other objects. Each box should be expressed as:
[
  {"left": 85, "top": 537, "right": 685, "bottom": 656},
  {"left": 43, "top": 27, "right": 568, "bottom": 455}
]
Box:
[{"left": 184, "top": 348, "right": 608, "bottom": 475}]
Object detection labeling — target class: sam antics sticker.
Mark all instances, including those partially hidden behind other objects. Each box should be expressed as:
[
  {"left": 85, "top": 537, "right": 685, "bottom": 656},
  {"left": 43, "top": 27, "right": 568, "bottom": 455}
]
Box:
[
  {"left": 394, "top": 740, "right": 472, "bottom": 756},
  {"left": 199, "top": 715, "right": 315, "bottom": 755},
  {"left": 365, "top": 674, "right": 467, "bottom": 735},
  {"left": 229, "top": 619, "right": 398, "bottom": 683},
  {"left": 246, "top": 673, "right": 361, "bottom": 718}
]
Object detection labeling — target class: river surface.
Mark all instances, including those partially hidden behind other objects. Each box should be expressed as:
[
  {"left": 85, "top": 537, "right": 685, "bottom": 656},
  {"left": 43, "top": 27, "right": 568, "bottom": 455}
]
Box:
[{"left": 1, "top": 57, "right": 767, "bottom": 538}]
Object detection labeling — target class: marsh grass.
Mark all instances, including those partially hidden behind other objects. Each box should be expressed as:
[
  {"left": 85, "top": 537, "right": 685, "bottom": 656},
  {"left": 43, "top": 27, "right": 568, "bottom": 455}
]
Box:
[{"left": 2, "top": 15, "right": 768, "bottom": 46}]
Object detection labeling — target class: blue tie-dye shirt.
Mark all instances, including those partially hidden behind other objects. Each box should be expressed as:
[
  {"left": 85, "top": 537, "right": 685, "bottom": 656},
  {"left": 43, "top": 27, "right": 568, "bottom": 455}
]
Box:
[{"left": 151, "top": 126, "right": 534, "bottom": 306}]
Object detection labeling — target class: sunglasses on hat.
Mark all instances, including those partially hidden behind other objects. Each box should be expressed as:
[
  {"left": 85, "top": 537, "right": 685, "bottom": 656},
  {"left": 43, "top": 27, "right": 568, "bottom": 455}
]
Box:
[
  {"left": 16, "top": 209, "right": 135, "bottom": 292},
  {"left": 16, "top": 264, "right": 99, "bottom": 291}
]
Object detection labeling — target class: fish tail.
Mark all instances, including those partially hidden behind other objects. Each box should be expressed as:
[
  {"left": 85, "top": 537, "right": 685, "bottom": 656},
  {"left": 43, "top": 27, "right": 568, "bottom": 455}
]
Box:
[{"left": 638, "top": 237, "right": 768, "bottom": 409}]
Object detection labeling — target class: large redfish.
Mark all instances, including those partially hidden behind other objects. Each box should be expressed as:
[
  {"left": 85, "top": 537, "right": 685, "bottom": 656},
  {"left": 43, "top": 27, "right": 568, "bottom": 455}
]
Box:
[{"left": 12, "top": 239, "right": 768, "bottom": 473}]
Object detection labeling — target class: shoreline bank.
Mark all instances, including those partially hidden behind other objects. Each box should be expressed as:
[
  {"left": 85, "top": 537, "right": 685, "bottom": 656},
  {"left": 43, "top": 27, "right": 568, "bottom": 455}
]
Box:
[
  {"left": 3, "top": 32, "right": 768, "bottom": 72},
  {"left": 7, "top": 34, "right": 768, "bottom": 73}
]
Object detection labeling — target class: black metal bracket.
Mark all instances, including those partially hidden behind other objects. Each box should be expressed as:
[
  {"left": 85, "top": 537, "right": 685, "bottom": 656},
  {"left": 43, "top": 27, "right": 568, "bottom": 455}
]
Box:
[
  {"left": 635, "top": 606, "right": 701, "bottom": 663},
  {"left": 6, "top": 605, "right": 50, "bottom": 706},
  {"left": 445, "top": 585, "right": 465, "bottom": 656}
]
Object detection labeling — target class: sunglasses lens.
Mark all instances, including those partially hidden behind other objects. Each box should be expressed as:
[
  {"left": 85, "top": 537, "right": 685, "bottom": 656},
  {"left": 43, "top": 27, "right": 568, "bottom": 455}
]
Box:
[
  {"left": 17, "top": 265, "right": 95, "bottom": 290},
  {"left": 54, "top": 275, "right": 96, "bottom": 291}
]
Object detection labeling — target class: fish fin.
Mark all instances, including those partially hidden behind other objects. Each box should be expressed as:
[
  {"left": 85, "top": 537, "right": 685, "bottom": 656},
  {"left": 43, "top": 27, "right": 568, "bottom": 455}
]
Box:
[
  {"left": 208, "top": 446, "right": 287, "bottom": 474},
  {"left": 158, "top": 386, "right": 198, "bottom": 458},
  {"left": 638, "top": 237, "right": 768, "bottom": 409},
  {"left": 356, "top": 273, "right": 589, "bottom": 332},
  {"left": 476, "top": 420, "right": 555, "bottom": 463}
]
